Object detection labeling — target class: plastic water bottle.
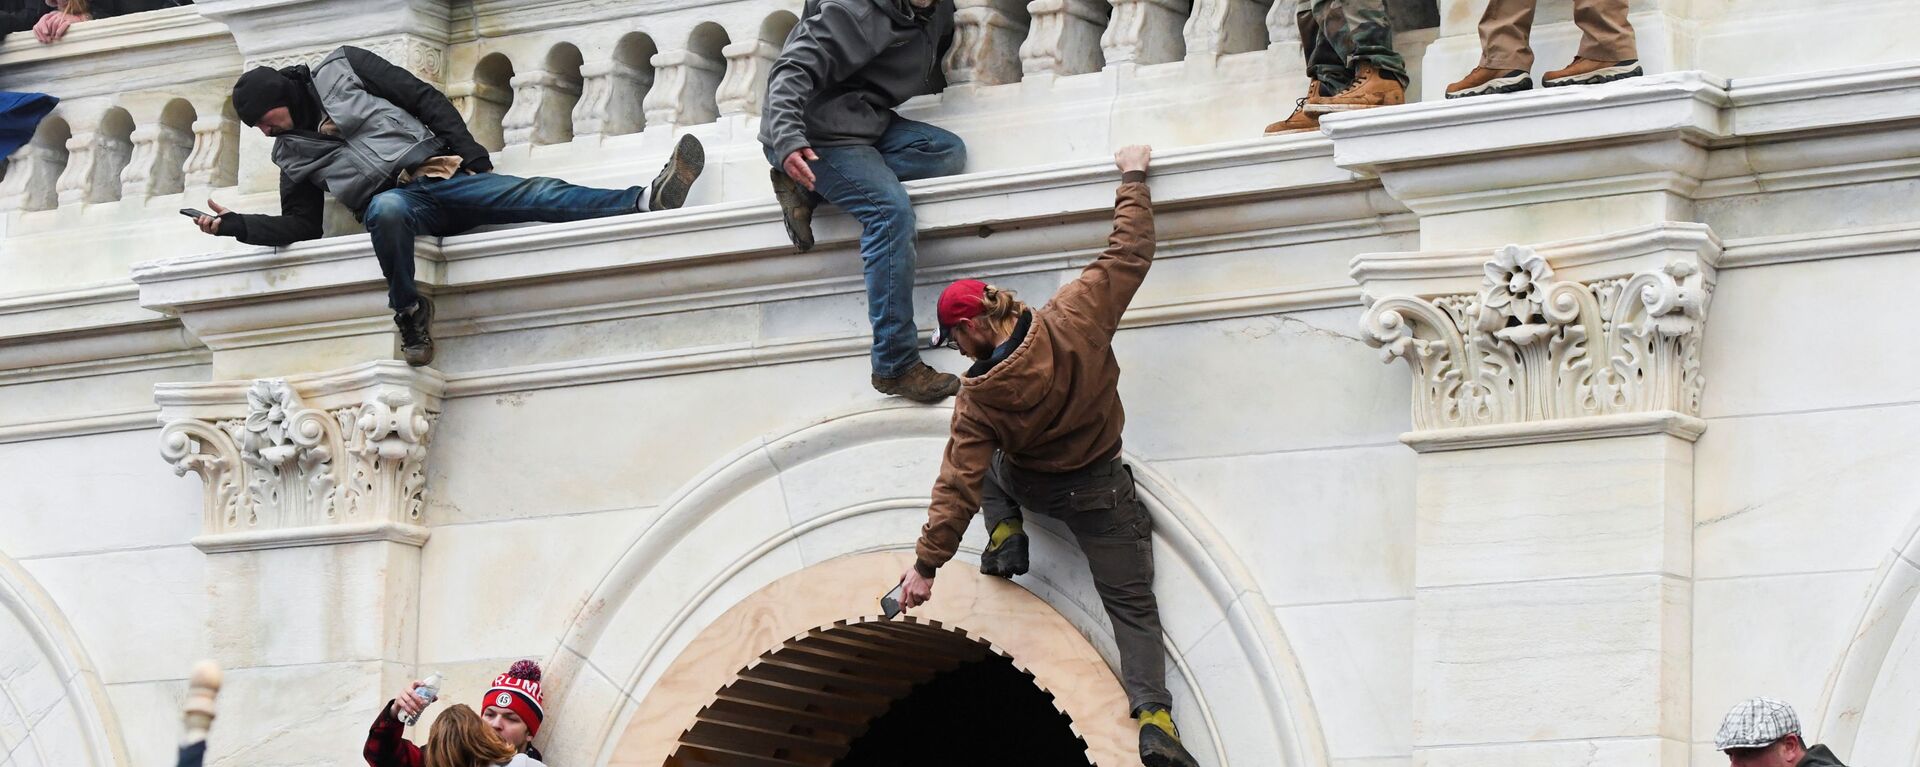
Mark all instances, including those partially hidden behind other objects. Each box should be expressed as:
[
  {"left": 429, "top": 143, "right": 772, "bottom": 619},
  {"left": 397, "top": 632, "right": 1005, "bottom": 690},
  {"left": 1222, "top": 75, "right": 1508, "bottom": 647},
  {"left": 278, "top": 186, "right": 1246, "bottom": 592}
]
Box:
[{"left": 398, "top": 673, "right": 441, "bottom": 726}]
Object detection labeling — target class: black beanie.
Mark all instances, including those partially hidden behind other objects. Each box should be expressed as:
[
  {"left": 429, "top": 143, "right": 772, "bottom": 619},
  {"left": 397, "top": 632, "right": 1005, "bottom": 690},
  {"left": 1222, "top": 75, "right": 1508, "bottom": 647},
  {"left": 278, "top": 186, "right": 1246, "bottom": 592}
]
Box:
[{"left": 231, "top": 67, "right": 296, "bottom": 126}]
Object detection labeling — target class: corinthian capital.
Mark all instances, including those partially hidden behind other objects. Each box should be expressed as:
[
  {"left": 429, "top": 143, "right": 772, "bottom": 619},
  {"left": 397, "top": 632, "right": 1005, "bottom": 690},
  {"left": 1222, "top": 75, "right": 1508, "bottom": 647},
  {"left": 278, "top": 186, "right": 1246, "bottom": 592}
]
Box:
[
  {"left": 1353, "top": 225, "right": 1719, "bottom": 436},
  {"left": 156, "top": 361, "right": 442, "bottom": 552}
]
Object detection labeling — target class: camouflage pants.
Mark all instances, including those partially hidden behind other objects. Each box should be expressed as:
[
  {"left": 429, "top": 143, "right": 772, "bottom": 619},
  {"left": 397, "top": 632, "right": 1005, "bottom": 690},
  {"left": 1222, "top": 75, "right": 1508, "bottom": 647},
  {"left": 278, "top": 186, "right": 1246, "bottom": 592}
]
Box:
[{"left": 1295, "top": 0, "right": 1408, "bottom": 92}]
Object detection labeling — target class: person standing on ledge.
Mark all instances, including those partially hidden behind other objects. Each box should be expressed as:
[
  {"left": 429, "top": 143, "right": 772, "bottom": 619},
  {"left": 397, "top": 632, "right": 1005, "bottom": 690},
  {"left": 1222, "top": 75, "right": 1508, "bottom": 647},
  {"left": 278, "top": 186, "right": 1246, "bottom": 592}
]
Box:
[
  {"left": 1265, "top": 0, "right": 1409, "bottom": 135},
  {"left": 191, "top": 45, "right": 706, "bottom": 368},
  {"left": 1446, "top": 0, "right": 1642, "bottom": 98},
  {"left": 760, "top": 0, "right": 969, "bottom": 404},
  {"left": 897, "top": 145, "right": 1199, "bottom": 767}
]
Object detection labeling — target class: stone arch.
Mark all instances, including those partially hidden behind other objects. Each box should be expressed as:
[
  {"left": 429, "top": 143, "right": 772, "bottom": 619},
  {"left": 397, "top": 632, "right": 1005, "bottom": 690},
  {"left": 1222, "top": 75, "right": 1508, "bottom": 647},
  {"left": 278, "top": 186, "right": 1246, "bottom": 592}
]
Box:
[
  {"left": 629, "top": 554, "right": 1124, "bottom": 765},
  {"left": 0, "top": 551, "right": 127, "bottom": 767},
  {"left": 682, "top": 22, "right": 731, "bottom": 126},
  {"left": 534, "top": 401, "right": 1327, "bottom": 767},
  {"left": 1813, "top": 510, "right": 1920, "bottom": 764}
]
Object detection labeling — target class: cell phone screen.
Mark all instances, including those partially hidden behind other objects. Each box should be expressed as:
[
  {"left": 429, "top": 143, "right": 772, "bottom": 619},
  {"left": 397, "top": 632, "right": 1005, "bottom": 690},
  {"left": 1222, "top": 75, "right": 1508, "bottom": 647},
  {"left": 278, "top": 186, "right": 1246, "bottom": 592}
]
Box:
[
  {"left": 179, "top": 208, "right": 210, "bottom": 219},
  {"left": 880, "top": 581, "right": 904, "bottom": 619}
]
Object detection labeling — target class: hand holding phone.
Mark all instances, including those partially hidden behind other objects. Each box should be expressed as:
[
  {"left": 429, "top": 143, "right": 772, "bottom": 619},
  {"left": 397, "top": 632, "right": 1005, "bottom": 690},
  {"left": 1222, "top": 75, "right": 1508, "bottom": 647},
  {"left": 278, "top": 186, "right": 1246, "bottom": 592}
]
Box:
[
  {"left": 880, "top": 580, "right": 905, "bottom": 619},
  {"left": 179, "top": 208, "right": 210, "bottom": 219}
]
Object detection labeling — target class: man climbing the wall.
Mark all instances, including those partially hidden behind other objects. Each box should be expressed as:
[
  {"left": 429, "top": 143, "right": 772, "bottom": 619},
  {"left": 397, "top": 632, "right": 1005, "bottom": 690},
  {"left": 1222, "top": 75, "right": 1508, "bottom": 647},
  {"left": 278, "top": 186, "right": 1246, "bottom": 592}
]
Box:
[
  {"left": 192, "top": 45, "right": 706, "bottom": 367},
  {"left": 760, "top": 0, "right": 969, "bottom": 403},
  {"left": 895, "top": 144, "right": 1200, "bottom": 767}
]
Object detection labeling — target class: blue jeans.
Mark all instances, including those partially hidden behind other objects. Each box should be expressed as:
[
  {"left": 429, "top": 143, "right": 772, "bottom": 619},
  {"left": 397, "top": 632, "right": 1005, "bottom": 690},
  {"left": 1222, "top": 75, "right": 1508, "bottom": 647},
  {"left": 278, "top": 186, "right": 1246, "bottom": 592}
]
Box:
[
  {"left": 764, "top": 116, "right": 967, "bottom": 378},
  {"left": 363, "top": 173, "right": 643, "bottom": 312}
]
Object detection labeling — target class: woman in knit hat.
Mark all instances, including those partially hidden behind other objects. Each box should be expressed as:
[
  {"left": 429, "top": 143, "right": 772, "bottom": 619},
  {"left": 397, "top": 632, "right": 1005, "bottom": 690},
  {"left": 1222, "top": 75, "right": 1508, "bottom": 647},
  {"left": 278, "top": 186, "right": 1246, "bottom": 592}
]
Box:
[{"left": 366, "top": 660, "right": 547, "bottom": 767}]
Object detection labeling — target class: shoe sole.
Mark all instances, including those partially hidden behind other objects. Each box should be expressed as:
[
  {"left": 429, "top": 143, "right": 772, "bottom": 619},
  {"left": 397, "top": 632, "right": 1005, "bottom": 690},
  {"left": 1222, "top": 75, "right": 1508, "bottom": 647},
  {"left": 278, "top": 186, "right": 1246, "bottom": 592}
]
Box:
[
  {"left": 1306, "top": 99, "right": 1405, "bottom": 113},
  {"left": 650, "top": 134, "right": 704, "bottom": 211},
  {"left": 1263, "top": 124, "right": 1317, "bottom": 136},
  {"left": 769, "top": 171, "right": 817, "bottom": 253},
  {"left": 1545, "top": 65, "right": 1644, "bottom": 87},
  {"left": 872, "top": 377, "right": 961, "bottom": 403},
  {"left": 979, "top": 534, "right": 1030, "bottom": 578},
  {"left": 1446, "top": 75, "right": 1534, "bottom": 99}
]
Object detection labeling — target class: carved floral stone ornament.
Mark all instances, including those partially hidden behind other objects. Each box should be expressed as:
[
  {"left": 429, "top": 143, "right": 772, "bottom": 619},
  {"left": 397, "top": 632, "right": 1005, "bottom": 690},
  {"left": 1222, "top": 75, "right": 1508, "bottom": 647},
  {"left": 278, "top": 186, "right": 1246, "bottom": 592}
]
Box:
[
  {"left": 1360, "top": 244, "right": 1711, "bottom": 431},
  {"left": 159, "top": 365, "right": 439, "bottom": 544}
]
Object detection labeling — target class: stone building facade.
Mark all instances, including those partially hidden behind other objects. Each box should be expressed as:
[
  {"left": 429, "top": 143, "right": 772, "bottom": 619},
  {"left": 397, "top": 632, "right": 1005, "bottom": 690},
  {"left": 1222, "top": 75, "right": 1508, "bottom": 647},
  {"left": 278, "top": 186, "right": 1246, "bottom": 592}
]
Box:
[{"left": 3, "top": 0, "right": 1919, "bottom": 765}]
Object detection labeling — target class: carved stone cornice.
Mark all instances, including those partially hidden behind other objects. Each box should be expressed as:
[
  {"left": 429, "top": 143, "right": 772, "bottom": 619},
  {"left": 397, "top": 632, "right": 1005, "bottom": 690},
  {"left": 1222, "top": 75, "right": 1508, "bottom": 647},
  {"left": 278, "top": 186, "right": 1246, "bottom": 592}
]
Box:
[
  {"left": 1353, "top": 224, "right": 1719, "bottom": 437},
  {"left": 156, "top": 361, "right": 441, "bottom": 552}
]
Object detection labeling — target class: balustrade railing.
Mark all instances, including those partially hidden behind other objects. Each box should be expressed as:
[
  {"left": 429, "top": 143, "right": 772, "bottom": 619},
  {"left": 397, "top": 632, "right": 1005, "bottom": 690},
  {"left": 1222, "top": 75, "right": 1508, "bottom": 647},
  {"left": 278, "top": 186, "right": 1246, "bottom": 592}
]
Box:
[{"left": 0, "top": 0, "right": 1403, "bottom": 253}]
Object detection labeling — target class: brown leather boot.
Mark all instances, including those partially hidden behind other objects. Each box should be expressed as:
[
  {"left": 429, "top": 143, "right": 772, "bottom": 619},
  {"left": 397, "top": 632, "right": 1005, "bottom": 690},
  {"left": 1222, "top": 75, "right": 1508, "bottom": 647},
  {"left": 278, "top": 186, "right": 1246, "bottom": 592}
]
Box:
[
  {"left": 1307, "top": 63, "right": 1405, "bottom": 113},
  {"left": 1446, "top": 67, "right": 1532, "bottom": 99},
  {"left": 768, "top": 168, "right": 817, "bottom": 253},
  {"left": 1544, "top": 57, "right": 1643, "bottom": 87},
  {"left": 872, "top": 362, "right": 960, "bottom": 403},
  {"left": 1263, "top": 80, "right": 1324, "bottom": 135}
]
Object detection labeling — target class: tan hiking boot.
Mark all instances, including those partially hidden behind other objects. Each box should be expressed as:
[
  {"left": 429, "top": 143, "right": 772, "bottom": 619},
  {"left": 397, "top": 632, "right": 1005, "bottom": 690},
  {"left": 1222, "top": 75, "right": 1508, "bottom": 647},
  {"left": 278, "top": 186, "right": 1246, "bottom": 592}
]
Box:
[
  {"left": 1544, "top": 57, "right": 1643, "bottom": 87},
  {"left": 1446, "top": 66, "right": 1533, "bottom": 99},
  {"left": 1263, "top": 81, "right": 1324, "bottom": 135},
  {"left": 872, "top": 362, "right": 960, "bottom": 403},
  {"left": 1306, "top": 63, "right": 1404, "bottom": 113}
]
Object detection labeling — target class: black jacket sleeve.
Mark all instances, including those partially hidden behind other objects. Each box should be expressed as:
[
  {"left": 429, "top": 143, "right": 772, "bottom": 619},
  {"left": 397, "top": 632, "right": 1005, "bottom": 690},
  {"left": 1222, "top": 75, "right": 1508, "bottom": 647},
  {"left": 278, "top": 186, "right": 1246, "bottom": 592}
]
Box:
[
  {"left": 341, "top": 45, "right": 492, "bottom": 172},
  {"left": 1, "top": 7, "right": 45, "bottom": 36},
  {"left": 223, "top": 170, "right": 324, "bottom": 246}
]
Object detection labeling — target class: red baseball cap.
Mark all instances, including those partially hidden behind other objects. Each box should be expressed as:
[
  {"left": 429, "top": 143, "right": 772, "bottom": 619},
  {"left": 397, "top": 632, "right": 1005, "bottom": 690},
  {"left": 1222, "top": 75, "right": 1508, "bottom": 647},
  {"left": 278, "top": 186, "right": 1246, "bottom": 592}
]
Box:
[{"left": 932, "top": 279, "right": 989, "bottom": 348}]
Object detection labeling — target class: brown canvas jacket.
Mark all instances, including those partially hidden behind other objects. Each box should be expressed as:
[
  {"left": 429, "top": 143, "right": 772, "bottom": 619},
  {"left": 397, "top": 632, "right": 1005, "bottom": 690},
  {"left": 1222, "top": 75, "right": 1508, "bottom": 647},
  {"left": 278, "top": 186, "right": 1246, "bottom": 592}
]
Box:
[{"left": 915, "top": 174, "right": 1154, "bottom": 575}]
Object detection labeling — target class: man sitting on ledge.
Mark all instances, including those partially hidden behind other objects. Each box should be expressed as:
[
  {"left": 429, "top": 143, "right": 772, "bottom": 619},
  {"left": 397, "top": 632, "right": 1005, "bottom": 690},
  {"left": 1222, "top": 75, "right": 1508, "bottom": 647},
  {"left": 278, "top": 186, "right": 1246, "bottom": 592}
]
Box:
[
  {"left": 192, "top": 45, "right": 706, "bottom": 367},
  {"left": 897, "top": 145, "right": 1201, "bottom": 767}
]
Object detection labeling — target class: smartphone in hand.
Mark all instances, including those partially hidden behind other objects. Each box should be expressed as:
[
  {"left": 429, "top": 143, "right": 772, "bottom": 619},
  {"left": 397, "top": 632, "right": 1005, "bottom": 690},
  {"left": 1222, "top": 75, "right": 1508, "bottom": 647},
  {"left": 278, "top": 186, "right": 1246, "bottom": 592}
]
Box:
[
  {"left": 880, "top": 581, "right": 905, "bottom": 619},
  {"left": 179, "top": 208, "right": 211, "bottom": 219}
]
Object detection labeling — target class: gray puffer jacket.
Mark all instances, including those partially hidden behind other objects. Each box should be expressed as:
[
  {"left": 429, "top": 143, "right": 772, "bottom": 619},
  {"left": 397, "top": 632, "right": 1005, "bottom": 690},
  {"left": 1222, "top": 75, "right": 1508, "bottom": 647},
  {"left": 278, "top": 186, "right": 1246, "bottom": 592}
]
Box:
[{"left": 759, "top": 0, "right": 953, "bottom": 161}]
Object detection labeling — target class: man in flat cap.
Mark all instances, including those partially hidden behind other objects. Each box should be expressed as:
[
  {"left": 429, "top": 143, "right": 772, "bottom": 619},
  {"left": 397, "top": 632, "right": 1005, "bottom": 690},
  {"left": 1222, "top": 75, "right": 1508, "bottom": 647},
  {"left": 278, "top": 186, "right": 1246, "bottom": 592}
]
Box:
[
  {"left": 1715, "top": 697, "right": 1848, "bottom": 767},
  {"left": 193, "top": 45, "right": 706, "bottom": 367}
]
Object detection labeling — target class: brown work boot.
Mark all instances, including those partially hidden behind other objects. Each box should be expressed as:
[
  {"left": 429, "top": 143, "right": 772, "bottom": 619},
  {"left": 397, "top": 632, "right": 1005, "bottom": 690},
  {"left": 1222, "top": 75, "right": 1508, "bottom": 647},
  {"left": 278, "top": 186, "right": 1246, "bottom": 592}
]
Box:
[
  {"left": 768, "top": 168, "right": 817, "bottom": 253},
  {"left": 1446, "top": 66, "right": 1533, "bottom": 99},
  {"left": 647, "top": 133, "right": 704, "bottom": 211},
  {"left": 1263, "top": 80, "right": 1325, "bottom": 135},
  {"left": 872, "top": 362, "right": 960, "bottom": 403},
  {"left": 1306, "top": 63, "right": 1404, "bottom": 113},
  {"left": 1544, "top": 57, "right": 1643, "bottom": 87}
]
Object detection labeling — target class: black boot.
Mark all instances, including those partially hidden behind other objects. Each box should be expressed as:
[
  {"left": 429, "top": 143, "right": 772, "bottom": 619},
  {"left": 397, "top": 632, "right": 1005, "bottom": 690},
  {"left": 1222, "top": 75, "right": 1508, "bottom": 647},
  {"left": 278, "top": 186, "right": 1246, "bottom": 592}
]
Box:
[
  {"left": 979, "top": 520, "right": 1029, "bottom": 578},
  {"left": 397, "top": 295, "right": 435, "bottom": 367},
  {"left": 1138, "top": 706, "right": 1200, "bottom": 767}
]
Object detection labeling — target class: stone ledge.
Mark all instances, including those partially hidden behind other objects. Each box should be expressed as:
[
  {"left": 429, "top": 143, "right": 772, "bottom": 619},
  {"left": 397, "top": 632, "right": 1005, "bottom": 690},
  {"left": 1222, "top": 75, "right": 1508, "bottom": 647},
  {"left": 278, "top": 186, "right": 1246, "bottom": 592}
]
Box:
[
  {"left": 1401, "top": 411, "right": 1708, "bottom": 453},
  {"left": 191, "top": 520, "right": 431, "bottom": 554}
]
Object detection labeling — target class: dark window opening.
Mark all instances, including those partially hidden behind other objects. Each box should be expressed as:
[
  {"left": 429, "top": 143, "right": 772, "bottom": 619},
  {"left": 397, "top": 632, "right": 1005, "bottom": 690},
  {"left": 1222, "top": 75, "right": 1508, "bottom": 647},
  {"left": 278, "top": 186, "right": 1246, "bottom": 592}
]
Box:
[{"left": 835, "top": 656, "right": 1091, "bottom": 767}]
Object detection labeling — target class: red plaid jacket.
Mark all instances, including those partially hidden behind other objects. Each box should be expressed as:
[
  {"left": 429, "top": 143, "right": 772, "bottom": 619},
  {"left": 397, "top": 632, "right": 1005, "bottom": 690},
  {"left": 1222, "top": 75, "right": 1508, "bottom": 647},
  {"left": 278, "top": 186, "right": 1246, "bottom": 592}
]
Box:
[{"left": 363, "top": 705, "right": 422, "bottom": 767}]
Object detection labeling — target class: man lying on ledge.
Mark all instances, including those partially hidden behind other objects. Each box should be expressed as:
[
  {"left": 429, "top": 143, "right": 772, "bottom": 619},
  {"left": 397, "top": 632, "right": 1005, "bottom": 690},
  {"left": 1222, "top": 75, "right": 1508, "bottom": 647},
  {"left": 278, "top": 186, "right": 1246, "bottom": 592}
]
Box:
[{"left": 190, "top": 45, "right": 705, "bottom": 367}]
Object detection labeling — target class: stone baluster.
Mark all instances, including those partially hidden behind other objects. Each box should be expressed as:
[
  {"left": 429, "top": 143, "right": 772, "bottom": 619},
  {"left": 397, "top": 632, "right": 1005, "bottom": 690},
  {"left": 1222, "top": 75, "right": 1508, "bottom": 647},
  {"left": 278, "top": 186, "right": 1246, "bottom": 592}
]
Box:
[
  {"left": 716, "top": 39, "right": 783, "bottom": 118},
  {"left": 1102, "top": 0, "right": 1193, "bottom": 66},
  {"left": 946, "top": 0, "right": 1031, "bottom": 87},
  {"left": 184, "top": 115, "right": 240, "bottom": 190},
  {"left": 1265, "top": 0, "right": 1300, "bottom": 53},
  {"left": 501, "top": 70, "right": 584, "bottom": 147},
  {"left": 122, "top": 121, "right": 196, "bottom": 199},
  {"left": 56, "top": 128, "right": 133, "bottom": 206},
  {"left": 1020, "top": 0, "right": 1111, "bottom": 77},
  {"left": 644, "top": 48, "right": 727, "bottom": 128},
  {"left": 1183, "top": 0, "right": 1272, "bottom": 60},
  {"left": 0, "top": 143, "right": 66, "bottom": 212},
  {"left": 572, "top": 60, "right": 653, "bottom": 137},
  {"left": 450, "top": 80, "right": 514, "bottom": 151}
]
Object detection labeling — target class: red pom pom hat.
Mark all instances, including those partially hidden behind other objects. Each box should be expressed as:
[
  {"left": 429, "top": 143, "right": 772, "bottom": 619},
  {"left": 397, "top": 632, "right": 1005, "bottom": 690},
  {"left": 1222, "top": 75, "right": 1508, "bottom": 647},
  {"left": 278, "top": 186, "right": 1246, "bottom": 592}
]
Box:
[{"left": 482, "top": 660, "right": 544, "bottom": 736}]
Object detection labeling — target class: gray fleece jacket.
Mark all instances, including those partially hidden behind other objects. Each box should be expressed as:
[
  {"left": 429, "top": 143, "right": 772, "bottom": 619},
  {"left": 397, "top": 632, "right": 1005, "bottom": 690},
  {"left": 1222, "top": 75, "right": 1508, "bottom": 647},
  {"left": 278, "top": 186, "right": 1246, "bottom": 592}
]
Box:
[{"left": 759, "top": 0, "right": 953, "bottom": 161}]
